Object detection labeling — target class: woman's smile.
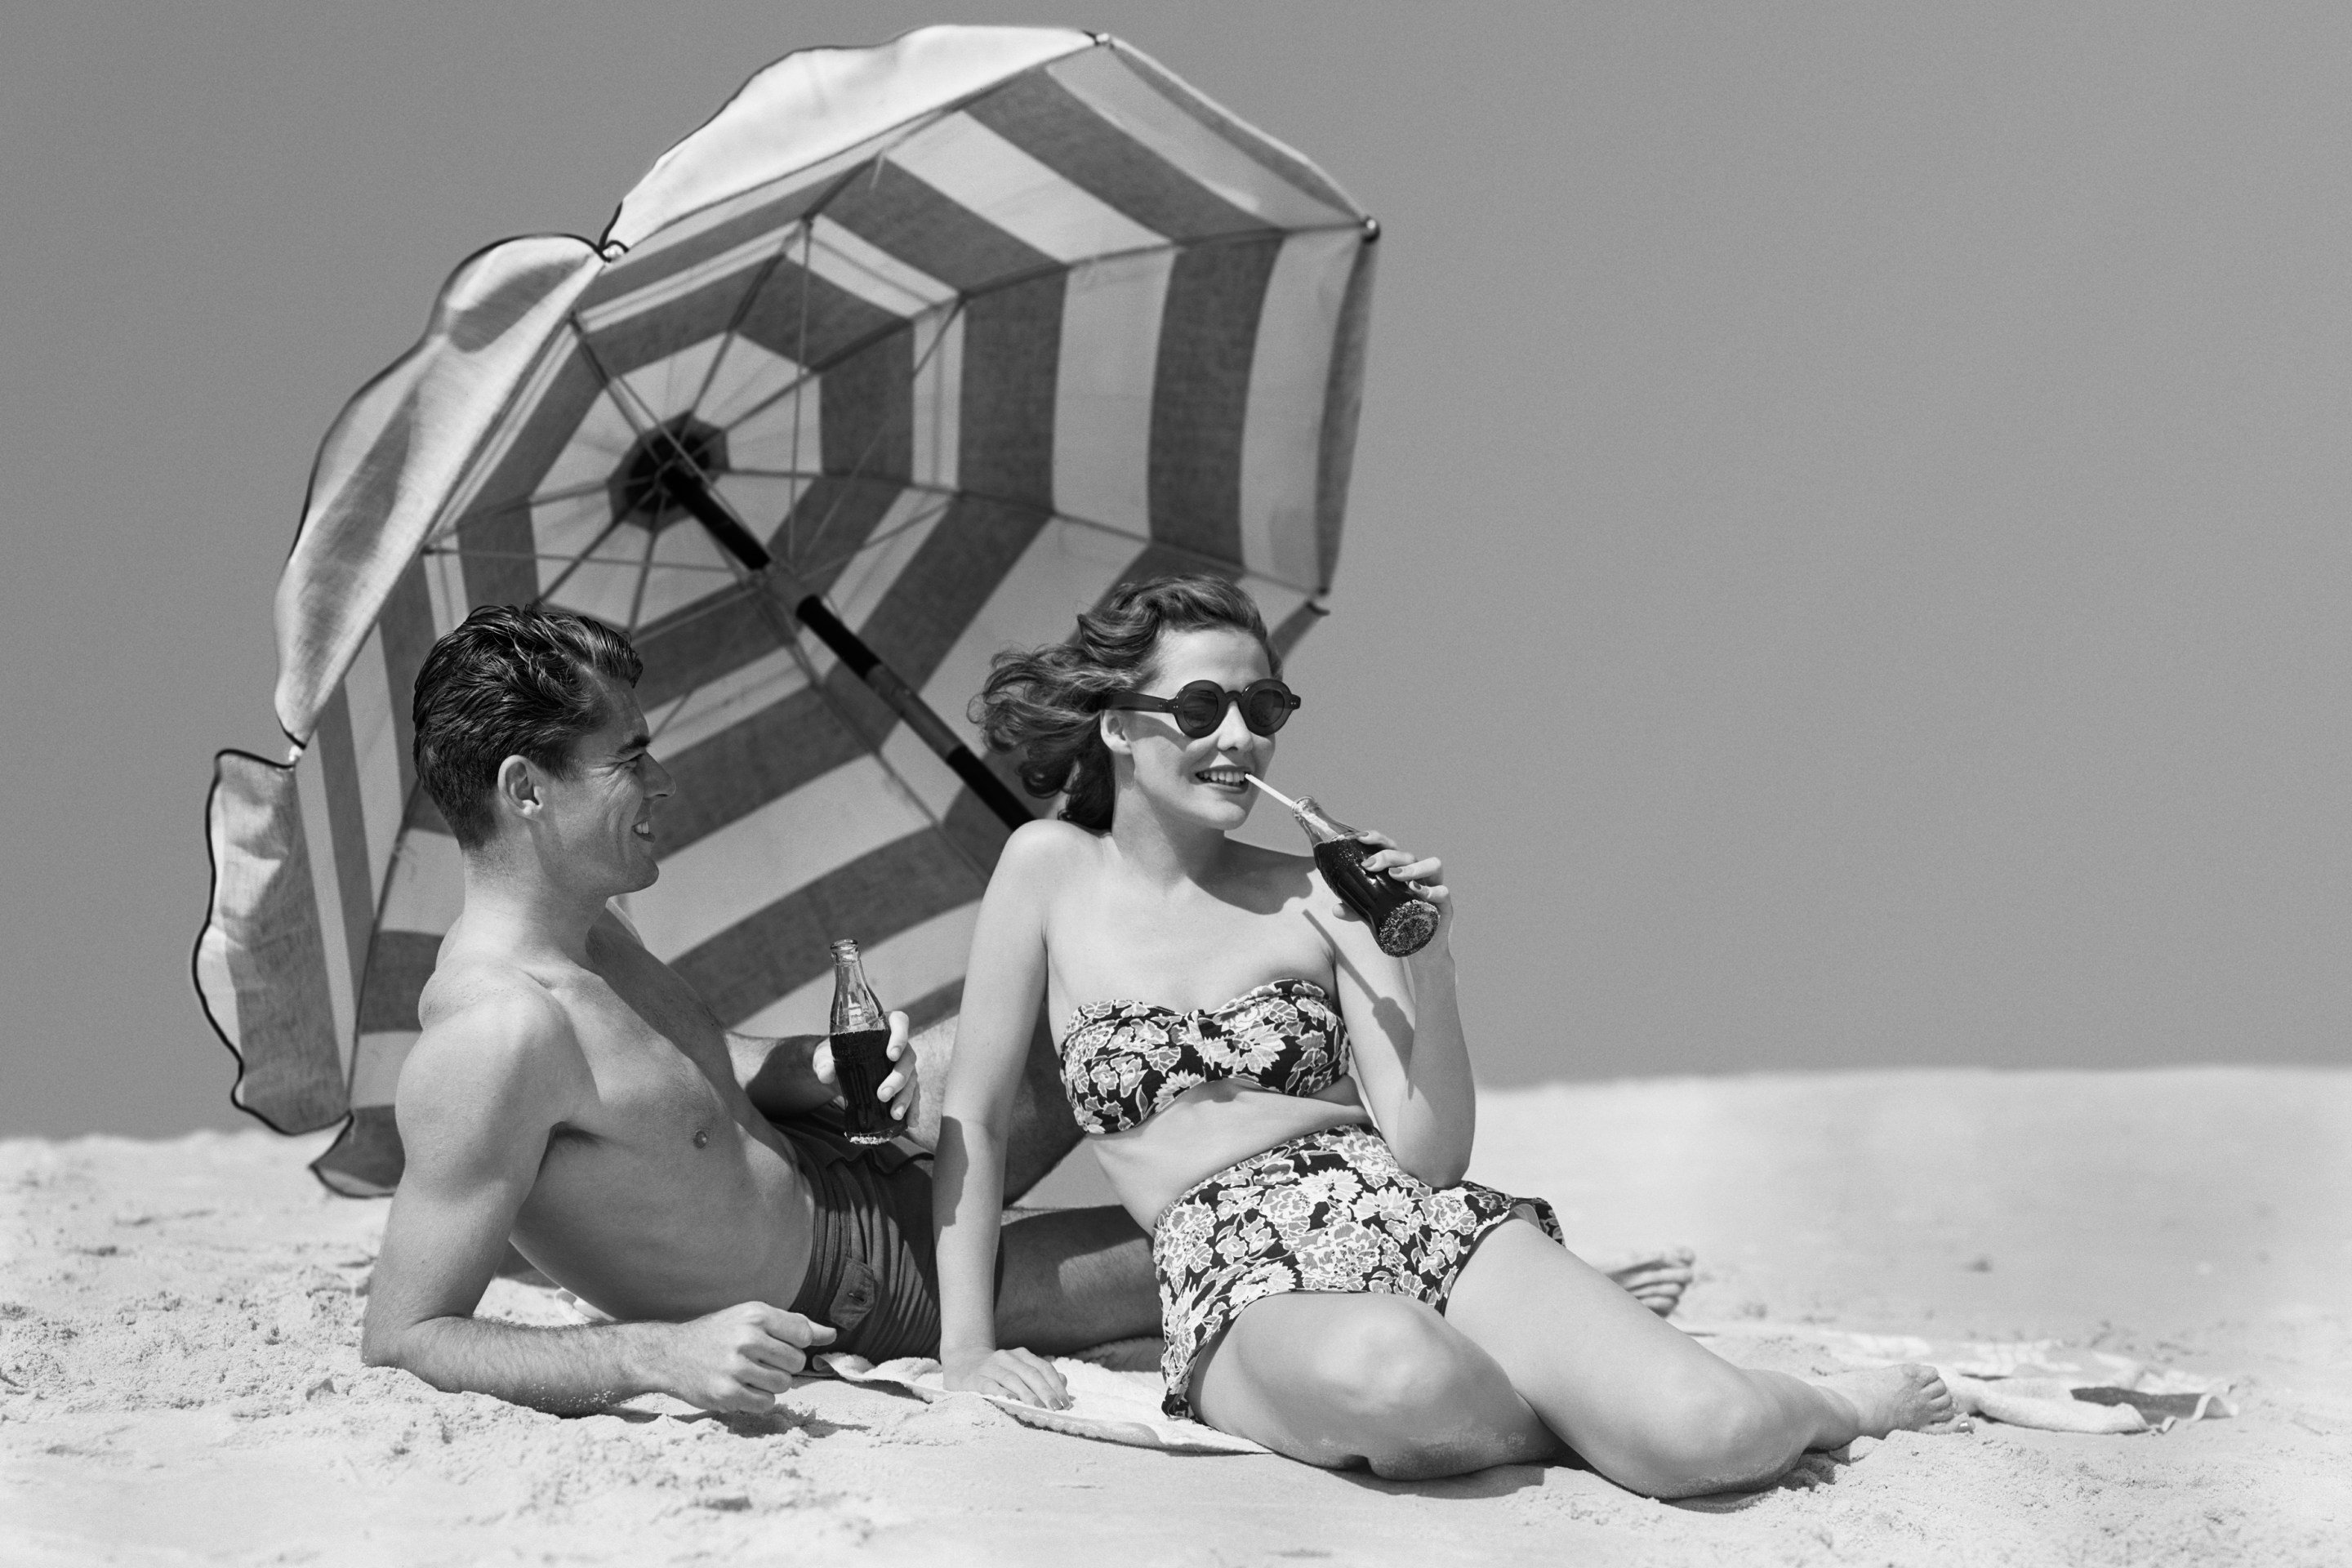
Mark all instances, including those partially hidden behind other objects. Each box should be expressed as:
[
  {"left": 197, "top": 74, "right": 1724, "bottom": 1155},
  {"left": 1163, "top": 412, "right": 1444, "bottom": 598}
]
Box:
[{"left": 1193, "top": 764, "right": 1251, "bottom": 792}]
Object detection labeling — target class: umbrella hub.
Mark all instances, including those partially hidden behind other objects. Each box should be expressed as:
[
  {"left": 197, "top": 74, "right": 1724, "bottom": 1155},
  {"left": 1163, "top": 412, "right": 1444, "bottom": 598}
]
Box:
[{"left": 611, "top": 415, "right": 730, "bottom": 534}]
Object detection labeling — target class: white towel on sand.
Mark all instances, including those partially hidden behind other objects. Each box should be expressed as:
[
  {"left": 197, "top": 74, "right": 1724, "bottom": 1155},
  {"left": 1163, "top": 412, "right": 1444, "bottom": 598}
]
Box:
[
  {"left": 812, "top": 1352, "right": 1267, "bottom": 1454},
  {"left": 814, "top": 1325, "right": 2236, "bottom": 1454}
]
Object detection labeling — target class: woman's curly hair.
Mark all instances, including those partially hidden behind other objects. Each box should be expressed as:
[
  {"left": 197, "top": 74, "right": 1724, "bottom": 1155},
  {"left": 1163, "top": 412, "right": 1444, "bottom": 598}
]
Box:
[{"left": 973, "top": 575, "right": 1280, "bottom": 831}]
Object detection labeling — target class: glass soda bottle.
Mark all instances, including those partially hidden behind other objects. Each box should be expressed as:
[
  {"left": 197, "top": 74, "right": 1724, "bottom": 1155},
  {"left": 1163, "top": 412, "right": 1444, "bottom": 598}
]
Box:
[
  {"left": 1288, "top": 797, "right": 1440, "bottom": 957},
  {"left": 826, "top": 938, "right": 894, "bottom": 1144}
]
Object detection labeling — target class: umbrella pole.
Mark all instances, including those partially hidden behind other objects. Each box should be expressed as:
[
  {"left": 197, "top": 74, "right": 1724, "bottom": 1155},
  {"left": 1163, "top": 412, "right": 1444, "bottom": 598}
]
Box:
[
  {"left": 653, "top": 455, "right": 1039, "bottom": 836},
  {"left": 790, "top": 596, "right": 1036, "bottom": 835}
]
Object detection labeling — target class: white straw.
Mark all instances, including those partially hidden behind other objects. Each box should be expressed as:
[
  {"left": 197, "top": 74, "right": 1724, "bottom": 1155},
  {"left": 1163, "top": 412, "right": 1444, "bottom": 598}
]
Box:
[{"left": 1242, "top": 773, "right": 1303, "bottom": 813}]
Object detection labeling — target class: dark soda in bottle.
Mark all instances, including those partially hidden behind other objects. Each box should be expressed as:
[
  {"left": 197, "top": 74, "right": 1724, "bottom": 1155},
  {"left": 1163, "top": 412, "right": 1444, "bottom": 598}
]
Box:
[
  {"left": 1289, "top": 796, "right": 1440, "bottom": 957},
  {"left": 826, "top": 938, "right": 894, "bottom": 1145}
]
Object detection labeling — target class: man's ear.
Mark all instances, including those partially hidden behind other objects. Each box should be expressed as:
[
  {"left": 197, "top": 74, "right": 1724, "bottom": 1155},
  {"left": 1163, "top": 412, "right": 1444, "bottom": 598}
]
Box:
[{"left": 494, "top": 755, "right": 543, "bottom": 826}]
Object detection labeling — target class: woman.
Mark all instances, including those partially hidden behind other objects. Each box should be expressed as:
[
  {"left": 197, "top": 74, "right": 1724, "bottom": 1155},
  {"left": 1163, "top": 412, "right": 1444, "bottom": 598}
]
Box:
[{"left": 933, "top": 577, "right": 1953, "bottom": 1492}]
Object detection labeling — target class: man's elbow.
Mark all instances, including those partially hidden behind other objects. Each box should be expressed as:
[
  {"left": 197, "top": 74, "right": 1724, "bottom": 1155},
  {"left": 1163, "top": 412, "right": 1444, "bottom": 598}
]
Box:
[
  {"left": 359, "top": 1311, "right": 403, "bottom": 1370},
  {"left": 359, "top": 1300, "right": 430, "bottom": 1373}
]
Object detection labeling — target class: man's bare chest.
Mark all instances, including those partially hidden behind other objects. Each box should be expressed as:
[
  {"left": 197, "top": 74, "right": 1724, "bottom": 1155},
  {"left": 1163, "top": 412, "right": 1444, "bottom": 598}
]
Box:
[{"left": 550, "top": 951, "right": 741, "bottom": 1144}]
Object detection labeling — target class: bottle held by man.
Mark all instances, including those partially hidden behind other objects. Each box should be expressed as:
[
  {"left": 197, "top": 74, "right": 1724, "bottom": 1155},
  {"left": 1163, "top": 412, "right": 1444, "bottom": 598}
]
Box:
[
  {"left": 826, "top": 938, "right": 894, "bottom": 1144},
  {"left": 1288, "top": 797, "right": 1440, "bottom": 957}
]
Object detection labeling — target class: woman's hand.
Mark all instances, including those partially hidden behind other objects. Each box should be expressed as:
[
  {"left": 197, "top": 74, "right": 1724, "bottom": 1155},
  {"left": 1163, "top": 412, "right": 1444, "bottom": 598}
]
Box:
[
  {"left": 941, "top": 1346, "right": 1071, "bottom": 1410},
  {"left": 1351, "top": 831, "right": 1454, "bottom": 953}
]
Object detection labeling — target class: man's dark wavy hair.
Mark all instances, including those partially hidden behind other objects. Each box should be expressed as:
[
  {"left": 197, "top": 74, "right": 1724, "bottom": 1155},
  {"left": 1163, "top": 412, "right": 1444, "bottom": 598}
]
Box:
[
  {"left": 973, "top": 575, "right": 1278, "bottom": 832},
  {"left": 412, "top": 604, "right": 644, "bottom": 849}
]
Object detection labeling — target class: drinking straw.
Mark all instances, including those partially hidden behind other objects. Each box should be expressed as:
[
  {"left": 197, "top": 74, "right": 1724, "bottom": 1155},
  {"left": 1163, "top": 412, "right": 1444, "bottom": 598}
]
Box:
[{"left": 1242, "top": 773, "right": 1303, "bottom": 813}]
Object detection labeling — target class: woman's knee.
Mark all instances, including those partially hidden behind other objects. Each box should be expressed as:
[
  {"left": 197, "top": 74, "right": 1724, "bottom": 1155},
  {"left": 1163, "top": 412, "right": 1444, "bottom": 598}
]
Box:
[
  {"left": 1204, "top": 1298, "right": 1544, "bottom": 1480},
  {"left": 1300, "top": 1303, "right": 1539, "bottom": 1477},
  {"left": 1606, "top": 1369, "right": 1793, "bottom": 1499},
  {"left": 1304, "top": 1302, "right": 1476, "bottom": 1423}
]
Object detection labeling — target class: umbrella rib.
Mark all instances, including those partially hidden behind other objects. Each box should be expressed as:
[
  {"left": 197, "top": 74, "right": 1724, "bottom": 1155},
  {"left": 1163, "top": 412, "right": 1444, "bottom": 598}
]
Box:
[
  {"left": 423, "top": 545, "right": 736, "bottom": 575},
  {"left": 680, "top": 234, "right": 797, "bottom": 431},
  {"left": 696, "top": 217, "right": 1364, "bottom": 493},
  {"left": 624, "top": 513, "right": 662, "bottom": 633},
  {"left": 728, "top": 471, "right": 1318, "bottom": 595},
  {"left": 535, "top": 516, "right": 633, "bottom": 606},
  {"left": 528, "top": 338, "right": 666, "bottom": 608},
  {"left": 574, "top": 330, "right": 670, "bottom": 445},
  {"left": 708, "top": 223, "right": 1362, "bottom": 443},
  {"left": 419, "top": 476, "right": 618, "bottom": 550},
  {"left": 785, "top": 297, "right": 973, "bottom": 564},
  {"left": 570, "top": 322, "right": 780, "bottom": 592},
  {"left": 781, "top": 492, "right": 956, "bottom": 578},
  {"left": 716, "top": 292, "right": 967, "bottom": 499},
  {"left": 782, "top": 216, "right": 819, "bottom": 564}
]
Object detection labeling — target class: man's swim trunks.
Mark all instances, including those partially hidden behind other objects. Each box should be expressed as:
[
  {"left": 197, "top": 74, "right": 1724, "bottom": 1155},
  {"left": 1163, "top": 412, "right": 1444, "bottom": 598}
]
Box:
[{"left": 778, "top": 1110, "right": 943, "bottom": 1361}]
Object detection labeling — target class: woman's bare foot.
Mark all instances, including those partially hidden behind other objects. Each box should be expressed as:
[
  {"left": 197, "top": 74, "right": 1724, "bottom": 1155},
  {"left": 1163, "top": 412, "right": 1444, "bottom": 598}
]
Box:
[
  {"left": 1586, "top": 1247, "right": 1696, "bottom": 1316},
  {"left": 1815, "top": 1364, "right": 1959, "bottom": 1439}
]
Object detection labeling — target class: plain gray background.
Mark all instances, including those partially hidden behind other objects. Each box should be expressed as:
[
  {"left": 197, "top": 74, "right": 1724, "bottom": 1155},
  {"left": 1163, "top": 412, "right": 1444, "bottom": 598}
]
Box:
[{"left": 7, "top": 2, "right": 2349, "bottom": 1139}]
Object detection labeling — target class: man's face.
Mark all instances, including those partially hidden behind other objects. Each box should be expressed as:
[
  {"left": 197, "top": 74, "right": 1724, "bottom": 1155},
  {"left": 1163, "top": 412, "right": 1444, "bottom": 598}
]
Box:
[{"left": 530, "top": 673, "right": 675, "bottom": 898}]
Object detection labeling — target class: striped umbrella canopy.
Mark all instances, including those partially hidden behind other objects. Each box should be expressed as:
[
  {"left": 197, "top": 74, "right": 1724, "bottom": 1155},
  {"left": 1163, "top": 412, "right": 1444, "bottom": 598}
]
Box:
[{"left": 194, "top": 24, "right": 1377, "bottom": 1196}]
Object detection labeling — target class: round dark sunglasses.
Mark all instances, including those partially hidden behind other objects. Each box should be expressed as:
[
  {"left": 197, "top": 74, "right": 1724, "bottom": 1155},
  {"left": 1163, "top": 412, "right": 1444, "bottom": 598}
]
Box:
[{"left": 1102, "top": 677, "right": 1302, "bottom": 738}]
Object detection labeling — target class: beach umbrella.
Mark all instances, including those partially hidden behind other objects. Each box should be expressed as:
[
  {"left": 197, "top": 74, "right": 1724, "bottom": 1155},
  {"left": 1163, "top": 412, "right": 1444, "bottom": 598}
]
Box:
[{"left": 192, "top": 25, "right": 1377, "bottom": 1195}]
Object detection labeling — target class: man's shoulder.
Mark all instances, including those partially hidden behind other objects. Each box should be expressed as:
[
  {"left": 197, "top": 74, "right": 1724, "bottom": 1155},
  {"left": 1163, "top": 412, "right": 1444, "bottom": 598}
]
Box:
[
  {"left": 418, "top": 951, "right": 572, "bottom": 1035},
  {"left": 404, "top": 959, "right": 587, "bottom": 1116}
]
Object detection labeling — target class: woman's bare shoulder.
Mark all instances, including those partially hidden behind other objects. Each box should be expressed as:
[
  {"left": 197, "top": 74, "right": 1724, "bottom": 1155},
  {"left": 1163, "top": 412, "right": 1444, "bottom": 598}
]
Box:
[
  {"left": 1227, "top": 836, "right": 1316, "bottom": 877},
  {"left": 1221, "top": 839, "right": 1322, "bottom": 908},
  {"left": 994, "top": 816, "right": 1104, "bottom": 883}
]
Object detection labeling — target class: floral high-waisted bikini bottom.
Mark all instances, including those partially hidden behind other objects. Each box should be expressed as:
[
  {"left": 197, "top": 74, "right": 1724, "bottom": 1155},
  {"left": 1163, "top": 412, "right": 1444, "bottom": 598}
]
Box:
[{"left": 1151, "top": 1124, "right": 1563, "bottom": 1420}]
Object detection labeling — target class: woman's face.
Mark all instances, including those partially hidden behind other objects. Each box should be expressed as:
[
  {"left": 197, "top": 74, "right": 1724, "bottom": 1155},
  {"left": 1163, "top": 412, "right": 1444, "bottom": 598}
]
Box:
[{"left": 1107, "top": 626, "right": 1276, "bottom": 834}]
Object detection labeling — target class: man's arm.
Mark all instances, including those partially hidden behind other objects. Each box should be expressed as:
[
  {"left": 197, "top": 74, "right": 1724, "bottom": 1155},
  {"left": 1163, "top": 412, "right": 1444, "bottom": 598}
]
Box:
[
  {"left": 361, "top": 985, "right": 826, "bottom": 1414},
  {"left": 728, "top": 1031, "right": 835, "bottom": 1120}
]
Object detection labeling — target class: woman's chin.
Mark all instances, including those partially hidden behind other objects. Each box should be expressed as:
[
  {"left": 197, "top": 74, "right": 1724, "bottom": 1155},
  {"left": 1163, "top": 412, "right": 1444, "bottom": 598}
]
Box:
[{"left": 1192, "top": 788, "right": 1255, "bottom": 828}]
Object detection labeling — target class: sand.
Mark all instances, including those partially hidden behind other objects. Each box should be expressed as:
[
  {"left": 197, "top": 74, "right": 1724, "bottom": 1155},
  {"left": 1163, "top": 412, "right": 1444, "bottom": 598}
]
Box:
[{"left": 4, "top": 1067, "right": 2347, "bottom": 1566}]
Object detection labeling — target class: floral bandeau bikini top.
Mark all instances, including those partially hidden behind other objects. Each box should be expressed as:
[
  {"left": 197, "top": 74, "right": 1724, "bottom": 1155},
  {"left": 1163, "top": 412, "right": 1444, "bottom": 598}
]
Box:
[{"left": 1058, "top": 978, "right": 1352, "bottom": 1136}]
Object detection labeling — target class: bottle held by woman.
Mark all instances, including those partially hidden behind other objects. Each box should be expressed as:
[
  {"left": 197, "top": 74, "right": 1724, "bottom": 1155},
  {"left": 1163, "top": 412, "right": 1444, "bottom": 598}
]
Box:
[{"left": 1281, "top": 793, "right": 1439, "bottom": 957}]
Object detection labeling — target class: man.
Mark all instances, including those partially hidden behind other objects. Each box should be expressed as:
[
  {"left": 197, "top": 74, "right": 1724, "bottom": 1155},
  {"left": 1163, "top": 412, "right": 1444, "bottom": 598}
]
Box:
[{"left": 361, "top": 606, "right": 1151, "bottom": 1414}]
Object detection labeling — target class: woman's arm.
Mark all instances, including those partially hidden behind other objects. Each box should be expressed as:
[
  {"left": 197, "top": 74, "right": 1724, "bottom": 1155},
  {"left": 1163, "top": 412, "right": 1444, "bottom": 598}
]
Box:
[
  {"left": 933, "top": 822, "right": 1075, "bottom": 1408},
  {"left": 1327, "top": 834, "right": 1478, "bottom": 1187}
]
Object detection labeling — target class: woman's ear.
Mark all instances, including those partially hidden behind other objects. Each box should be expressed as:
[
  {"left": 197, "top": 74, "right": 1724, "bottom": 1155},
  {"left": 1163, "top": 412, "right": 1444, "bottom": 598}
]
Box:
[{"left": 1098, "top": 708, "right": 1134, "bottom": 758}]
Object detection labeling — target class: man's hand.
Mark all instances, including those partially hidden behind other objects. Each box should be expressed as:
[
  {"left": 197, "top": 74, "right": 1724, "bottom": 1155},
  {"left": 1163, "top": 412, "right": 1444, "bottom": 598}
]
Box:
[
  {"left": 941, "top": 1345, "right": 1070, "bottom": 1410},
  {"left": 811, "top": 1010, "right": 917, "bottom": 1129},
  {"left": 654, "top": 1303, "right": 837, "bottom": 1414}
]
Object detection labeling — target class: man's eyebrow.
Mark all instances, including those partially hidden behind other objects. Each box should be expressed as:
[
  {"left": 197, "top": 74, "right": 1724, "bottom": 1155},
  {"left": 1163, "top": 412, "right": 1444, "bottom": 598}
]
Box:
[{"left": 619, "top": 731, "right": 653, "bottom": 753}]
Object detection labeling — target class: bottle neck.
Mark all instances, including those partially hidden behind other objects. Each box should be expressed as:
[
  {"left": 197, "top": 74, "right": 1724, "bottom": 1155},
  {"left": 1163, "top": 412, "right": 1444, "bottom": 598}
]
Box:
[
  {"left": 1290, "top": 797, "right": 1356, "bottom": 845},
  {"left": 831, "top": 945, "right": 883, "bottom": 1029}
]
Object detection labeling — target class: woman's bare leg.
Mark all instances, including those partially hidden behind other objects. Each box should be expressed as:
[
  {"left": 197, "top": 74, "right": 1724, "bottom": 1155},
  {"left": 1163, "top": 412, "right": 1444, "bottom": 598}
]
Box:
[
  {"left": 1187, "top": 1293, "right": 1561, "bottom": 1479},
  {"left": 1446, "top": 1221, "right": 1955, "bottom": 1498}
]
